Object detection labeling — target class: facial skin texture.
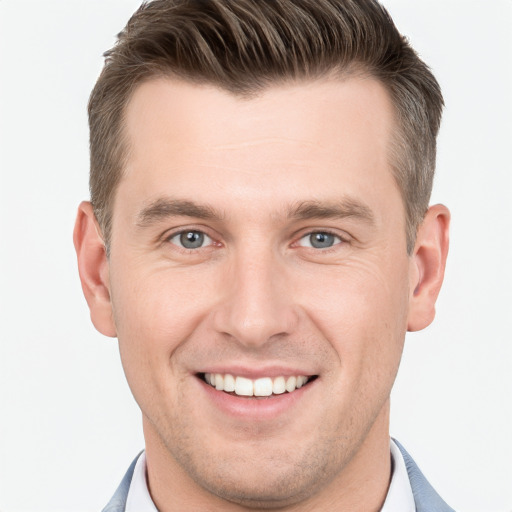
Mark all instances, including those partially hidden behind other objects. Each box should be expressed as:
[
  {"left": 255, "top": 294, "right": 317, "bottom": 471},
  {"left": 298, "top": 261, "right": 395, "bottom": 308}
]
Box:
[{"left": 74, "top": 77, "right": 449, "bottom": 511}]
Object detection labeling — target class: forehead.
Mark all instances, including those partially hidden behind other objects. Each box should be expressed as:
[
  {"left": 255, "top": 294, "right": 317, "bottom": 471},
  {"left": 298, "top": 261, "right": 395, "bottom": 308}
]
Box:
[
  {"left": 123, "top": 76, "right": 396, "bottom": 158},
  {"left": 118, "top": 76, "right": 401, "bottom": 223}
]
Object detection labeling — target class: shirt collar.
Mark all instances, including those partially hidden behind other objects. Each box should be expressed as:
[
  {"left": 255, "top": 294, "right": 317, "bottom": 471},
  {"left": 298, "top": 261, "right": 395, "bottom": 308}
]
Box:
[
  {"left": 125, "top": 451, "right": 158, "bottom": 512},
  {"left": 380, "top": 439, "right": 416, "bottom": 512}
]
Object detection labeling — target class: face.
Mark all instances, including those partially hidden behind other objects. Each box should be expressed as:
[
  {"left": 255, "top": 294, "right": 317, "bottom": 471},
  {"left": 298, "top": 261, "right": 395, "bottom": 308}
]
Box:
[{"left": 102, "top": 78, "right": 417, "bottom": 506}]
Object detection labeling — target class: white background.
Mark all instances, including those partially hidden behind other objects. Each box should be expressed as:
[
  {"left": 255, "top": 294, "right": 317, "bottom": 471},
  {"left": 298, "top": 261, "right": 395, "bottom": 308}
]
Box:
[{"left": 0, "top": 1, "right": 511, "bottom": 511}]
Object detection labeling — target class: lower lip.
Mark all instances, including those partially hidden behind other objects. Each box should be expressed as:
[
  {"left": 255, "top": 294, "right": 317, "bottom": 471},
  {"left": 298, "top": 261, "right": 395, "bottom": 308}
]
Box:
[{"left": 196, "top": 376, "right": 316, "bottom": 421}]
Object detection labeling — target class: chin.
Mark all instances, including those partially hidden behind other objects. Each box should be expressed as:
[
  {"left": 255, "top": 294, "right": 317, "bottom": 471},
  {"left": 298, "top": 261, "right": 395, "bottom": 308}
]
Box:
[
  {"left": 169, "top": 438, "right": 342, "bottom": 509},
  {"left": 197, "top": 467, "right": 322, "bottom": 509}
]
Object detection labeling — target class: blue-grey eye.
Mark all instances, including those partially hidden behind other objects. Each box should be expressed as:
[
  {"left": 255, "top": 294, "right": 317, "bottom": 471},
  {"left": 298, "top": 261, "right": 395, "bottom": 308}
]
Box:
[
  {"left": 299, "top": 232, "right": 341, "bottom": 249},
  {"left": 170, "top": 230, "right": 211, "bottom": 249}
]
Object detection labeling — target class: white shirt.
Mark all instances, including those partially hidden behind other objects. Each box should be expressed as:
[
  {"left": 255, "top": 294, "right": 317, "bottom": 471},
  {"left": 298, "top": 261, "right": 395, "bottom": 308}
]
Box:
[
  {"left": 385, "top": 439, "right": 416, "bottom": 512},
  {"left": 125, "top": 451, "right": 159, "bottom": 512},
  {"left": 126, "top": 439, "right": 415, "bottom": 512}
]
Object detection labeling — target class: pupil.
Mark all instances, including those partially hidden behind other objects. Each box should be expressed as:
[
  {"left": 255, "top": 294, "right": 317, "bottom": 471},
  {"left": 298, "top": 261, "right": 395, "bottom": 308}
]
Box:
[
  {"left": 181, "top": 231, "right": 204, "bottom": 249},
  {"left": 310, "top": 232, "right": 334, "bottom": 249}
]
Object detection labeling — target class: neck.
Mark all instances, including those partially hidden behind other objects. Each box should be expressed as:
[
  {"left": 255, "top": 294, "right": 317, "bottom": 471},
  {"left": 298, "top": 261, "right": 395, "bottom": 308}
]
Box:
[{"left": 143, "top": 402, "right": 392, "bottom": 512}]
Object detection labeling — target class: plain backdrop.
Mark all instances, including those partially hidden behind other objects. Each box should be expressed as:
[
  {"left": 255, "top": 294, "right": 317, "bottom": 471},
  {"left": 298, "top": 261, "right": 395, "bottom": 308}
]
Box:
[{"left": 0, "top": 1, "right": 511, "bottom": 511}]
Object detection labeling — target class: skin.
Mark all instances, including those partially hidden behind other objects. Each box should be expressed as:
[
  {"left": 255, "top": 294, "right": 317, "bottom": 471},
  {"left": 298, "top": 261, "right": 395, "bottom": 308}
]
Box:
[{"left": 74, "top": 77, "right": 450, "bottom": 511}]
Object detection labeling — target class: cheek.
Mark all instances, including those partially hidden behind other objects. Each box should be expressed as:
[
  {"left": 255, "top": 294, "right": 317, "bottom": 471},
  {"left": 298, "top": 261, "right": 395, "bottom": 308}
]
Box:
[
  {"left": 112, "top": 259, "right": 214, "bottom": 338},
  {"left": 297, "top": 256, "right": 410, "bottom": 383},
  {"left": 110, "top": 263, "right": 218, "bottom": 401}
]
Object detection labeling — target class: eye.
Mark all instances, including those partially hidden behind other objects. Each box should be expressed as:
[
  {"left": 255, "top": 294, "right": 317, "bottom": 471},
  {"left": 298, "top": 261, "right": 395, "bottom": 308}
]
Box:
[
  {"left": 298, "top": 232, "right": 342, "bottom": 249},
  {"left": 168, "top": 230, "right": 213, "bottom": 249}
]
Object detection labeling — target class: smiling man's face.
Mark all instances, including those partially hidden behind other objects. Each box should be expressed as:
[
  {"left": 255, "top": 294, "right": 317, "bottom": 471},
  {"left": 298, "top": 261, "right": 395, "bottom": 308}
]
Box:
[{"left": 76, "top": 76, "right": 444, "bottom": 510}]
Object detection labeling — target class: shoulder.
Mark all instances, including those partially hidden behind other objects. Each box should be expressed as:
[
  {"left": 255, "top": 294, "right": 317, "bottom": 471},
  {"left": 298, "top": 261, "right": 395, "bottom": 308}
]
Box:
[
  {"left": 393, "top": 439, "right": 455, "bottom": 512},
  {"left": 102, "top": 452, "right": 142, "bottom": 512}
]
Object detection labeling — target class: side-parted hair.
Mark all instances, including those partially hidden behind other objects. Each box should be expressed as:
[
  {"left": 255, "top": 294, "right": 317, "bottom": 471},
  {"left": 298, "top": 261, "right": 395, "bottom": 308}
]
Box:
[{"left": 89, "top": 0, "right": 443, "bottom": 254}]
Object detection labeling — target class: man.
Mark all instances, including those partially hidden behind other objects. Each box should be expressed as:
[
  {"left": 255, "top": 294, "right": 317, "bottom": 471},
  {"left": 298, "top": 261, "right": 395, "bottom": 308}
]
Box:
[{"left": 73, "top": 0, "right": 452, "bottom": 510}]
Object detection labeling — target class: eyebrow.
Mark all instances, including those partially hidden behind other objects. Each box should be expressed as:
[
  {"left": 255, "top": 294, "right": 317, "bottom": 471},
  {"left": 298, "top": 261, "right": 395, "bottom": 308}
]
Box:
[
  {"left": 135, "top": 196, "right": 375, "bottom": 228},
  {"left": 287, "top": 199, "right": 375, "bottom": 225},
  {"left": 136, "top": 198, "right": 223, "bottom": 227}
]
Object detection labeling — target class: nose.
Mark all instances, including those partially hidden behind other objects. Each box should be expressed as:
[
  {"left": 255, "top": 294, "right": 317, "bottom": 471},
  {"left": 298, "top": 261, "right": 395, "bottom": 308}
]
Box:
[{"left": 212, "top": 248, "right": 299, "bottom": 349}]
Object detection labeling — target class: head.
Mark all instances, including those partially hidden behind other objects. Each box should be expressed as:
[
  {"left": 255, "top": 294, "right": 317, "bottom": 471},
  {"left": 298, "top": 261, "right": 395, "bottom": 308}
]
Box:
[
  {"left": 89, "top": 0, "right": 443, "bottom": 255},
  {"left": 76, "top": 1, "right": 449, "bottom": 509}
]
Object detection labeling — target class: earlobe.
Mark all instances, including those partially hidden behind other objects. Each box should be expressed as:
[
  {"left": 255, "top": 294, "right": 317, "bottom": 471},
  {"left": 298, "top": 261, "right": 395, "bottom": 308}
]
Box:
[
  {"left": 73, "top": 201, "right": 117, "bottom": 337},
  {"left": 407, "top": 204, "right": 450, "bottom": 332}
]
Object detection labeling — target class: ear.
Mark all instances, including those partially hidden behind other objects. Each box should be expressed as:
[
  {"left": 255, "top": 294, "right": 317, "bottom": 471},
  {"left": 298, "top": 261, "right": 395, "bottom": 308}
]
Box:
[
  {"left": 407, "top": 204, "right": 450, "bottom": 332},
  {"left": 73, "top": 201, "right": 117, "bottom": 337}
]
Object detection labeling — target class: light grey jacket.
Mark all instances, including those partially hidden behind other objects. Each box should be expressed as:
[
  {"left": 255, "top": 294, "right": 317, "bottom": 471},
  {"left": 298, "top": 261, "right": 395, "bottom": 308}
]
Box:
[{"left": 102, "top": 440, "right": 455, "bottom": 511}]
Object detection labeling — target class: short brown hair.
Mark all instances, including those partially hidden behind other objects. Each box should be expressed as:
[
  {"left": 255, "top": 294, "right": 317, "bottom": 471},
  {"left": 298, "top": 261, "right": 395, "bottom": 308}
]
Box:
[{"left": 88, "top": 0, "right": 443, "bottom": 253}]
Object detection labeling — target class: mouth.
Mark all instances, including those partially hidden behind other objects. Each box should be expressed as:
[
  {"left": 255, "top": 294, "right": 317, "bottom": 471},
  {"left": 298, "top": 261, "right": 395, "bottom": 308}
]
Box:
[{"left": 198, "top": 372, "right": 318, "bottom": 398}]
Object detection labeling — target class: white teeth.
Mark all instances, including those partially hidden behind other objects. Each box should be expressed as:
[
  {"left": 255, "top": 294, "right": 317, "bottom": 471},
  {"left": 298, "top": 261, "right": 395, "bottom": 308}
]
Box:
[
  {"left": 254, "top": 377, "right": 273, "bottom": 397},
  {"left": 272, "top": 376, "right": 286, "bottom": 395},
  {"left": 285, "top": 376, "right": 297, "bottom": 392},
  {"left": 223, "top": 374, "right": 235, "bottom": 392},
  {"left": 296, "top": 376, "right": 306, "bottom": 389},
  {"left": 203, "top": 373, "right": 311, "bottom": 396},
  {"left": 215, "top": 373, "right": 224, "bottom": 391},
  {"left": 235, "top": 376, "right": 254, "bottom": 396}
]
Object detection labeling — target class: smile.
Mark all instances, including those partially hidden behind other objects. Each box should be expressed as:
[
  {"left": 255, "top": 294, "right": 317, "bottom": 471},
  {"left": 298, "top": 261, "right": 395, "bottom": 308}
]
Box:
[{"left": 202, "top": 373, "right": 314, "bottom": 397}]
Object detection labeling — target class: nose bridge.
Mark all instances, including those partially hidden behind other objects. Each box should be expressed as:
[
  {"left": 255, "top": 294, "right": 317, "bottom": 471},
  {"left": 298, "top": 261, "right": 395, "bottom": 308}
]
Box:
[{"left": 213, "top": 243, "right": 297, "bottom": 347}]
